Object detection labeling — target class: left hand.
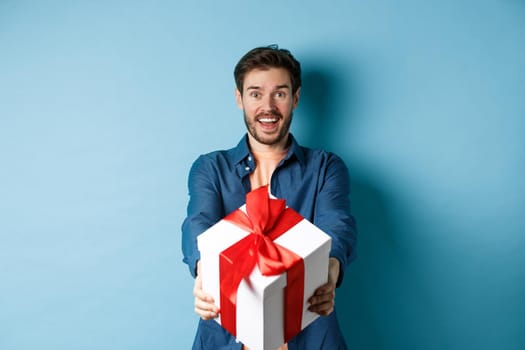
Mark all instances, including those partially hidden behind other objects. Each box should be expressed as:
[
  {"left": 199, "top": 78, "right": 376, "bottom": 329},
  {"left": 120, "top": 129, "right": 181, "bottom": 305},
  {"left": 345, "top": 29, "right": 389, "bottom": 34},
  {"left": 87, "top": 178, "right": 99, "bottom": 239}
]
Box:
[{"left": 307, "top": 257, "right": 340, "bottom": 316}]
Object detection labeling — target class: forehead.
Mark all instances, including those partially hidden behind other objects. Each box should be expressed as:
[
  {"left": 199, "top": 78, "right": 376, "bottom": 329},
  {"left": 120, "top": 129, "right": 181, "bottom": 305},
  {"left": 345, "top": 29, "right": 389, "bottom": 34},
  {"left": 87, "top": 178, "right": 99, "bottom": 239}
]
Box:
[{"left": 243, "top": 67, "right": 292, "bottom": 90}]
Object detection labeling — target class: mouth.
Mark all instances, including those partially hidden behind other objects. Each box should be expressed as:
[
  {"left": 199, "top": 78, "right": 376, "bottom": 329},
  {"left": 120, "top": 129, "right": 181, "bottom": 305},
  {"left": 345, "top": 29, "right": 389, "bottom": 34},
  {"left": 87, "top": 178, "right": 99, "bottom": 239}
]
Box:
[
  {"left": 256, "top": 114, "right": 281, "bottom": 132},
  {"left": 256, "top": 112, "right": 282, "bottom": 124},
  {"left": 257, "top": 116, "right": 279, "bottom": 124}
]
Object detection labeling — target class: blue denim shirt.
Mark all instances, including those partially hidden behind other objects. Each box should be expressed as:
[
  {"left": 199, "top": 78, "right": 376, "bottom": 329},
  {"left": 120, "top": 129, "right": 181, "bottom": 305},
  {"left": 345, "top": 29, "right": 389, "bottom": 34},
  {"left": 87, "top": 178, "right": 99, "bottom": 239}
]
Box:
[{"left": 181, "top": 134, "right": 356, "bottom": 349}]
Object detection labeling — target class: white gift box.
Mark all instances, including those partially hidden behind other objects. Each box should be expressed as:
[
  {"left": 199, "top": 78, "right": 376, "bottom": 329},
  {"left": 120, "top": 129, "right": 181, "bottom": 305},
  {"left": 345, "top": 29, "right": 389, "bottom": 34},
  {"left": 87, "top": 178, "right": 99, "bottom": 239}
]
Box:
[{"left": 197, "top": 204, "right": 331, "bottom": 350}]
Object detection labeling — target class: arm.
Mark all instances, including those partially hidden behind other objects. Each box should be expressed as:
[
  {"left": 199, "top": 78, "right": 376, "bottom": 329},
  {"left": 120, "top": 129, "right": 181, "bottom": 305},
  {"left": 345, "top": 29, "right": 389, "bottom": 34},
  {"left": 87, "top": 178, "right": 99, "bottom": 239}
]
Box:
[
  {"left": 315, "top": 153, "right": 357, "bottom": 285},
  {"left": 308, "top": 154, "right": 357, "bottom": 315},
  {"left": 181, "top": 155, "right": 224, "bottom": 319},
  {"left": 181, "top": 155, "right": 224, "bottom": 277}
]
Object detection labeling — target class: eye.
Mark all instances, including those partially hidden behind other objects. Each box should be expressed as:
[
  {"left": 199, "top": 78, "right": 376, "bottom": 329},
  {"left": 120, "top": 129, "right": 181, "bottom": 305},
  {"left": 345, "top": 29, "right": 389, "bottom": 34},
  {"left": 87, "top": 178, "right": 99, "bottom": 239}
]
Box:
[
  {"left": 275, "top": 91, "right": 286, "bottom": 98},
  {"left": 249, "top": 91, "right": 260, "bottom": 98}
]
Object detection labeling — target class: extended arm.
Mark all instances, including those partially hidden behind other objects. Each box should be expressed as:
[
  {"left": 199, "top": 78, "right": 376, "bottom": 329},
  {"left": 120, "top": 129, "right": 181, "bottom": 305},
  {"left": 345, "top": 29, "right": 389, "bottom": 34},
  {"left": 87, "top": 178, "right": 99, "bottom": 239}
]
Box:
[
  {"left": 181, "top": 155, "right": 225, "bottom": 277},
  {"left": 181, "top": 155, "right": 224, "bottom": 319},
  {"left": 308, "top": 154, "right": 357, "bottom": 315},
  {"left": 314, "top": 153, "right": 357, "bottom": 285}
]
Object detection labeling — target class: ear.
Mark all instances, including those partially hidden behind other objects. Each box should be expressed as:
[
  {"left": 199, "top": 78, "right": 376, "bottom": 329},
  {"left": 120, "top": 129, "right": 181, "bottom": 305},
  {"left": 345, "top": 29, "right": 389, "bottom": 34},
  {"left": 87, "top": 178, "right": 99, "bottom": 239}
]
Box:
[
  {"left": 234, "top": 88, "right": 244, "bottom": 110},
  {"left": 292, "top": 87, "right": 301, "bottom": 109}
]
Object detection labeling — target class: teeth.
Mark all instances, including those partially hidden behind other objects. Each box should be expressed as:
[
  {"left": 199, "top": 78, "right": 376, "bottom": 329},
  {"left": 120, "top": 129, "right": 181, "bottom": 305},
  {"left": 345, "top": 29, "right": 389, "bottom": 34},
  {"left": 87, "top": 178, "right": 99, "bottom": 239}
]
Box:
[{"left": 259, "top": 118, "right": 277, "bottom": 123}]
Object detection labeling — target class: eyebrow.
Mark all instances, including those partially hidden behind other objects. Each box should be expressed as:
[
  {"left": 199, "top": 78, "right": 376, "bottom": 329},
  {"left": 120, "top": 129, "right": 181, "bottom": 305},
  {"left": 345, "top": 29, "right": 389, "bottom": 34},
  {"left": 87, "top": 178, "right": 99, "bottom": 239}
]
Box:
[{"left": 245, "top": 84, "right": 291, "bottom": 91}]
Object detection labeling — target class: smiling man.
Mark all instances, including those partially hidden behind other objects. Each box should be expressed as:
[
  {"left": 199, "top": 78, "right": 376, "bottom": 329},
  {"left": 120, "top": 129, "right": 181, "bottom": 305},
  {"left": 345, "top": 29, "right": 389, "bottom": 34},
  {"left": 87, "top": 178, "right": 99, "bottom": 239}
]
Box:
[
  {"left": 238, "top": 67, "right": 296, "bottom": 148},
  {"left": 182, "top": 45, "right": 357, "bottom": 349}
]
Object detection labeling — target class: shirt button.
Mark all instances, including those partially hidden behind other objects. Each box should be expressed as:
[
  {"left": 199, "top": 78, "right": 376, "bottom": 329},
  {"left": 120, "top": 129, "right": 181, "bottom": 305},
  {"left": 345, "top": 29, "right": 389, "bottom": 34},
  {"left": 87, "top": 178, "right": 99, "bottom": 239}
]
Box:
[
  {"left": 248, "top": 156, "right": 252, "bottom": 161},
  {"left": 245, "top": 166, "right": 250, "bottom": 171}
]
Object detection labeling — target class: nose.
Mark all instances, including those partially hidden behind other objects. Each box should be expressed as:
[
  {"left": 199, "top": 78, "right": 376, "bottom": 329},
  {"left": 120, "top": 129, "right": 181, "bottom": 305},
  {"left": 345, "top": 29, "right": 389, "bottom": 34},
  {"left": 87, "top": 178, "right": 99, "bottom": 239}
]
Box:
[{"left": 261, "top": 94, "right": 275, "bottom": 112}]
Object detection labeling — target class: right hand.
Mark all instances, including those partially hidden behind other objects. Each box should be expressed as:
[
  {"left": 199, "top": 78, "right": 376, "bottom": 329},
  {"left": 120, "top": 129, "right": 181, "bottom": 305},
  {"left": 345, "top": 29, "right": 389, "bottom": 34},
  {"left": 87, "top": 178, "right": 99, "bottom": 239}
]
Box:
[
  {"left": 193, "top": 261, "right": 220, "bottom": 320},
  {"left": 194, "top": 262, "right": 287, "bottom": 350}
]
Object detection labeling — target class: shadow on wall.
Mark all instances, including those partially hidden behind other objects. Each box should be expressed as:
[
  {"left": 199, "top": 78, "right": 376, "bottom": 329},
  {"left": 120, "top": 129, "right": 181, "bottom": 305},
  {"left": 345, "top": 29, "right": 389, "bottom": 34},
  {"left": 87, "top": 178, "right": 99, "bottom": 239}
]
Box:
[
  {"left": 299, "top": 64, "right": 415, "bottom": 349},
  {"left": 298, "top": 53, "right": 525, "bottom": 349}
]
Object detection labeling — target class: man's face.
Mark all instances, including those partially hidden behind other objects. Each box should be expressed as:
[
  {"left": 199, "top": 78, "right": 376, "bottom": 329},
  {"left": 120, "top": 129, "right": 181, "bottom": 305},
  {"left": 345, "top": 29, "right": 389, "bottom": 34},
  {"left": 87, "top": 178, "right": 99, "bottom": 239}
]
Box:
[{"left": 235, "top": 68, "right": 300, "bottom": 147}]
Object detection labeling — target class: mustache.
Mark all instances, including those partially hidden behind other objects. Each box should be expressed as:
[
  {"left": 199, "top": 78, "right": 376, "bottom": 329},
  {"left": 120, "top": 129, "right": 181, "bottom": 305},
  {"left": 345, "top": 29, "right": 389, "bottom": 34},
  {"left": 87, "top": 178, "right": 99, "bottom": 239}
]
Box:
[{"left": 255, "top": 110, "right": 283, "bottom": 119}]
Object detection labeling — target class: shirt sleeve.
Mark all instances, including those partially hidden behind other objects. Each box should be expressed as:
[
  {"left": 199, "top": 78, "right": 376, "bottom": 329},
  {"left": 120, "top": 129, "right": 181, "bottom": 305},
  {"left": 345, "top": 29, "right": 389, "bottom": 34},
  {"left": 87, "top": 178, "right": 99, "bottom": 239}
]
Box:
[
  {"left": 314, "top": 153, "right": 357, "bottom": 287},
  {"left": 181, "top": 155, "right": 225, "bottom": 278}
]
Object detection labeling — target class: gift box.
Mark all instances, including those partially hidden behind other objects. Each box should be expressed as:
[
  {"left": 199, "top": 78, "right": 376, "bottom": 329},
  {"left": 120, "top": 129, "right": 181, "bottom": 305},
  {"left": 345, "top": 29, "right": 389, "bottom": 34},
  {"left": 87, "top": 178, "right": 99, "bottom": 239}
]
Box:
[{"left": 197, "top": 186, "right": 332, "bottom": 350}]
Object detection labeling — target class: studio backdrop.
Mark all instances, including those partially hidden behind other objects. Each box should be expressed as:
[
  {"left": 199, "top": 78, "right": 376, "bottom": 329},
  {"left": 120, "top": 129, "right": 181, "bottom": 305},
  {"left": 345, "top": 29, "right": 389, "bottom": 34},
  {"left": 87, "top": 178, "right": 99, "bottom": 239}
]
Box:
[{"left": 1, "top": 1, "right": 524, "bottom": 349}]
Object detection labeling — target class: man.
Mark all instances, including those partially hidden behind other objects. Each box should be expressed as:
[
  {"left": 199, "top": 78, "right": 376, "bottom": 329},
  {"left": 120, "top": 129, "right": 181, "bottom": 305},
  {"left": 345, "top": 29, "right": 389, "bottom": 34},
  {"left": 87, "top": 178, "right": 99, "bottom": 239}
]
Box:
[{"left": 182, "top": 45, "right": 357, "bottom": 349}]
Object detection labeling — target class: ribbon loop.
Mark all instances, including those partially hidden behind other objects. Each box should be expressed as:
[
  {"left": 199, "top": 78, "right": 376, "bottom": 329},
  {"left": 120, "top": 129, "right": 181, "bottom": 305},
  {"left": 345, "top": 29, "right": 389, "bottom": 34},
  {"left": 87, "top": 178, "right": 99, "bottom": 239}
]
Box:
[{"left": 219, "top": 185, "right": 305, "bottom": 342}]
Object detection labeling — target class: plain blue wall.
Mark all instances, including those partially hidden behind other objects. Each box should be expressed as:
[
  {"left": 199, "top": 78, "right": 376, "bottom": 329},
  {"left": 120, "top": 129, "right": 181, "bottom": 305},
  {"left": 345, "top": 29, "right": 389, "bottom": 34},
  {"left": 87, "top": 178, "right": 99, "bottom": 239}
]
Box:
[{"left": 1, "top": 1, "right": 524, "bottom": 349}]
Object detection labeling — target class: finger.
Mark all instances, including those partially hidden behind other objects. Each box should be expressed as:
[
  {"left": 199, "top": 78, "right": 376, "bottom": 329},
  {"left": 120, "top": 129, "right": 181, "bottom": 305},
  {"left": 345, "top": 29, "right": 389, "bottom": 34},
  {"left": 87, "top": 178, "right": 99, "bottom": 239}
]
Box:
[
  {"left": 194, "top": 298, "right": 220, "bottom": 319},
  {"left": 195, "top": 307, "right": 219, "bottom": 320},
  {"left": 194, "top": 297, "right": 218, "bottom": 311},
  {"left": 308, "top": 293, "right": 335, "bottom": 308},
  {"left": 193, "top": 277, "right": 215, "bottom": 303},
  {"left": 195, "top": 308, "right": 219, "bottom": 320},
  {"left": 193, "top": 287, "right": 215, "bottom": 303},
  {"left": 308, "top": 287, "right": 335, "bottom": 305},
  {"left": 308, "top": 300, "right": 334, "bottom": 316},
  {"left": 194, "top": 291, "right": 220, "bottom": 313},
  {"left": 313, "top": 282, "right": 335, "bottom": 296},
  {"left": 193, "top": 277, "right": 219, "bottom": 319},
  {"left": 308, "top": 300, "right": 334, "bottom": 315}
]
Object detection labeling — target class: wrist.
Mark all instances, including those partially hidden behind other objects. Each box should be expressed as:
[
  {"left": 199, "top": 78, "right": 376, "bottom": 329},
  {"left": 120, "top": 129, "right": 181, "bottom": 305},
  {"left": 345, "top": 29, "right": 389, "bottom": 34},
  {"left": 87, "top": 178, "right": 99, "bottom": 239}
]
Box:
[{"left": 328, "top": 257, "right": 340, "bottom": 284}]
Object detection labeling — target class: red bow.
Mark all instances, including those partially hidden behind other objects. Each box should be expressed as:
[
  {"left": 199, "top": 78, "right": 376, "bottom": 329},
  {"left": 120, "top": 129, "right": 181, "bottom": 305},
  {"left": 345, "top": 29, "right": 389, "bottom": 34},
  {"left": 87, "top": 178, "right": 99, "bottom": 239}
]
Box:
[{"left": 219, "top": 185, "right": 305, "bottom": 342}]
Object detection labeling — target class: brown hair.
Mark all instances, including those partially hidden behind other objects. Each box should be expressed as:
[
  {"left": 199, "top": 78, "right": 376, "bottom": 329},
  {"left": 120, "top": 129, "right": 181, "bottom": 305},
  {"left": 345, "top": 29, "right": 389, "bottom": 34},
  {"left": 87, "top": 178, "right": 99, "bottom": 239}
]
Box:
[{"left": 234, "top": 45, "right": 302, "bottom": 95}]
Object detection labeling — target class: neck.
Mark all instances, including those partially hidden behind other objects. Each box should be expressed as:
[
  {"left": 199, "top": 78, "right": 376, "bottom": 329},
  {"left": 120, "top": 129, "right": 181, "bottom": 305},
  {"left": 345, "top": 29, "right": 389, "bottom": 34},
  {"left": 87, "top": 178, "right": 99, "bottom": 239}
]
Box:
[
  {"left": 247, "top": 133, "right": 290, "bottom": 156},
  {"left": 247, "top": 134, "right": 290, "bottom": 191}
]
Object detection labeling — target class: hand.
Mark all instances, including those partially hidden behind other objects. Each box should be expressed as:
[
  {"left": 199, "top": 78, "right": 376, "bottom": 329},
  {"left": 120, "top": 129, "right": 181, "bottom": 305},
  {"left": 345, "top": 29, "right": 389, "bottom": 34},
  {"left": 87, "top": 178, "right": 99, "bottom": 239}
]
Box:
[
  {"left": 193, "top": 261, "right": 220, "bottom": 320},
  {"left": 307, "top": 257, "right": 340, "bottom": 316}
]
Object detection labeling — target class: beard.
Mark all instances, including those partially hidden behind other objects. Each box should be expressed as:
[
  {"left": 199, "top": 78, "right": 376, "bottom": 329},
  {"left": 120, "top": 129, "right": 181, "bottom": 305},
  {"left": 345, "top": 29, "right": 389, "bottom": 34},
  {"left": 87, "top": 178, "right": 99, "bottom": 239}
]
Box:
[{"left": 243, "top": 110, "right": 293, "bottom": 146}]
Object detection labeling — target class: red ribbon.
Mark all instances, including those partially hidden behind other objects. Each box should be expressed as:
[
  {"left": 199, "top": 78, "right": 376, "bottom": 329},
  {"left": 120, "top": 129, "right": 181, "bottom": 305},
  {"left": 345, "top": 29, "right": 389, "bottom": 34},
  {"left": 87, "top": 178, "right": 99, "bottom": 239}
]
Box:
[{"left": 219, "top": 185, "right": 305, "bottom": 342}]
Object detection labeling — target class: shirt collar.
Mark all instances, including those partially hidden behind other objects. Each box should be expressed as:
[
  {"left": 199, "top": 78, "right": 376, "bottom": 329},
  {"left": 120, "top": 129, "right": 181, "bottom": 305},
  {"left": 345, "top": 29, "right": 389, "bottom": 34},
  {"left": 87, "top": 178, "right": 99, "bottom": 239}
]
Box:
[
  {"left": 232, "top": 133, "right": 306, "bottom": 167},
  {"left": 232, "top": 134, "right": 252, "bottom": 165}
]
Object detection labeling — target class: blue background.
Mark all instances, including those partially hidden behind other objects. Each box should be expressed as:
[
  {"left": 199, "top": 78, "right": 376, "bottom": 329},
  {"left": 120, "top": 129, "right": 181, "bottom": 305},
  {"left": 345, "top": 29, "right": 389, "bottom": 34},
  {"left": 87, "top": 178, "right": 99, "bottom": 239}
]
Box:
[{"left": 1, "top": 1, "right": 524, "bottom": 349}]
